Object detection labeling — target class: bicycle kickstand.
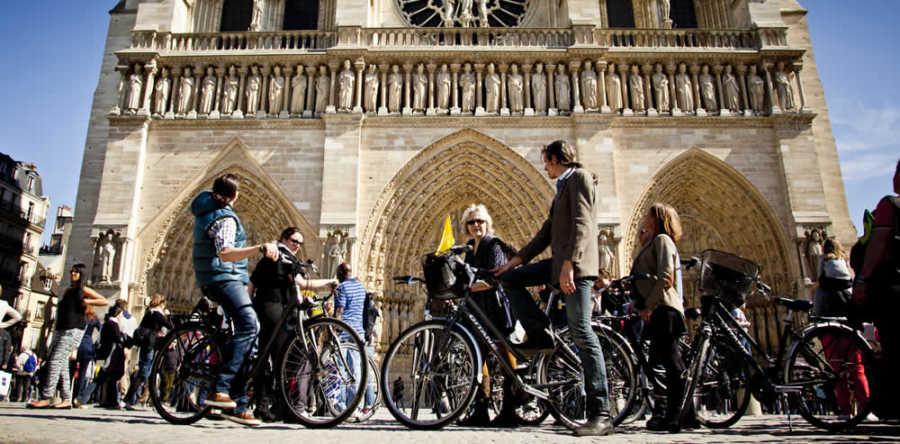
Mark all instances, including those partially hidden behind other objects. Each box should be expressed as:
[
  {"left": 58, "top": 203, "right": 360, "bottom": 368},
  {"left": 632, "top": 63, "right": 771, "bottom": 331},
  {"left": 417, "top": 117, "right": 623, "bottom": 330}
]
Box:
[{"left": 782, "top": 393, "right": 792, "bottom": 432}]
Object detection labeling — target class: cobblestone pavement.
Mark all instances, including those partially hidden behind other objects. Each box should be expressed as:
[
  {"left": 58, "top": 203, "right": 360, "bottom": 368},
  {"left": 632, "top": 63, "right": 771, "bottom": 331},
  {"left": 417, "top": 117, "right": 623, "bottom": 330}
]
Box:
[{"left": 1, "top": 402, "right": 898, "bottom": 444}]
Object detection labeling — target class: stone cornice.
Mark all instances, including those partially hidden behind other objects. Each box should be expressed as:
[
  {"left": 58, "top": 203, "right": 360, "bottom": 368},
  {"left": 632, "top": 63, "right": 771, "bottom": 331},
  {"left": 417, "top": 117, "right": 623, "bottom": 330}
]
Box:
[{"left": 142, "top": 117, "right": 326, "bottom": 130}]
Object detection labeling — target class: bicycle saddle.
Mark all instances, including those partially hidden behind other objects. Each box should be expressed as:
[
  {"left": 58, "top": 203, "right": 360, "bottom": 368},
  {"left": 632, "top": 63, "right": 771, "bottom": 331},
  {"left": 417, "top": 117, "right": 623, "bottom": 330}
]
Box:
[
  {"left": 684, "top": 307, "right": 701, "bottom": 320},
  {"left": 774, "top": 297, "right": 813, "bottom": 312}
]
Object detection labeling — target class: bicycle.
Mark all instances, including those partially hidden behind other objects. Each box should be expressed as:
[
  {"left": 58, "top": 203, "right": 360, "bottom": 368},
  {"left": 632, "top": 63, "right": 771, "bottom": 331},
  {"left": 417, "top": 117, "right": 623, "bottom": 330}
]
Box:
[
  {"left": 679, "top": 249, "right": 876, "bottom": 431},
  {"left": 147, "top": 261, "right": 368, "bottom": 428},
  {"left": 379, "top": 246, "right": 636, "bottom": 430}
]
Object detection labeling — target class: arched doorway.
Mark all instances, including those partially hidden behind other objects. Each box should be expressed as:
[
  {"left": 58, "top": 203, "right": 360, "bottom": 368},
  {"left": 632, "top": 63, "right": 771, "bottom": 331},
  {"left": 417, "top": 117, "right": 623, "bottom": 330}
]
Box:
[
  {"left": 143, "top": 166, "right": 317, "bottom": 315},
  {"left": 359, "top": 129, "right": 554, "bottom": 349},
  {"left": 624, "top": 148, "right": 794, "bottom": 353}
]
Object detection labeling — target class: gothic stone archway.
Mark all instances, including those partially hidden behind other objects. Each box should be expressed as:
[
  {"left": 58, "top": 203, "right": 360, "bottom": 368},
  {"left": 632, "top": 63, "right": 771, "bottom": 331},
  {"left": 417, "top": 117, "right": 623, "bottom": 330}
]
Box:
[
  {"left": 624, "top": 148, "right": 794, "bottom": 354},
  {"left": 143, "top": 165, "right": 318, "bottom": 314},
  {"left": 359, "top": 129, "right": 554, "bottom": 349}
]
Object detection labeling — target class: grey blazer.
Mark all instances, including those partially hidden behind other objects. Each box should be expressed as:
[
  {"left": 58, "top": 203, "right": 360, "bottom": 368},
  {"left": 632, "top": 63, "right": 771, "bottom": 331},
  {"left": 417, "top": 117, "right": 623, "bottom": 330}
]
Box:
[{"left": 517, "top": 167, "right": 599, "bottom": 285}]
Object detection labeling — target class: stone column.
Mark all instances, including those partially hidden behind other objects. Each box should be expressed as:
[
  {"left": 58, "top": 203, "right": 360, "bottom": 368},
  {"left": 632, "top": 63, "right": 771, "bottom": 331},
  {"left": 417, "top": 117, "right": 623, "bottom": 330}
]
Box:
[
  {"left": 402, "top": 63, "right": 413, "bottom": 115},
  {"left": 522, "top": 63, "right": 533, "bottom": 115},
  {"left": 546, "top": 62, "right": 556, "bottom": 111},
  {"left": 426, "top": 62, "right": 437, "bottom": 115},
  {"left": 690, "top": 63, "right": 704, "bottom": 116},
  {"left": 138, "top": 61, "right": 158, "bottom": 117},
  {"left": 793, "top": 62, "right": 807, "bottom": 112},
  {"left": 167, "top": 67, "right": 181, "bottom": 119},
  {"left": 327, "top": 60, "right": 339, "bottom": 113},
  {"left": 211, "top": 65, "right": 225, "bottom": 119},
  {"left": 450, "top": 63, "right": 461, "bottom": 115},
  {"left": 474, "top": 63, "right": 485, "bottom": 114},
  {"left": 109, "top": 65, "right": 129, "bottom": 115},
  {"left": 666, "top": 62, "right": 680, "bottom": 116},
  {"left": 234, "top": 66, "right": 247, "bottom": 119},
  {"left": 737, "top": 63, "right": 751, "bottom": 116},
  {"left": 353, "top": 59, "right": 365, "bottom": 113},
  {"left": 499, "top": 63, "right": 509, "bottom": 116},
  {"left": 569, "top": 60, "right": 584, "bottom": 113},
  {"left": 763, "top": 61, "right": 779, "bottom": 114},
  {"left": 258, "top": 65, "right": 270, "bottom": 118},
  {"left": 597, "top": 60, "right": 610, "bottom": 113},
  {"left": 281, "top": 66, "right": 292, "bottom": 118},
  {"left": 619, "top": 63, "right": 632, "bottom": 116},
  {"left": 378, "top": 63, "right": 390, "bottom": 116},
  {"left": 642, "top": 62, "right": 654, "bottom": 115},
  {"left": 189, "top": 64, "right": 203, "bottom": 118},
  {"left": 305, "top": 66, "right": 316, "bottom": 117},
  {"left": 714, "top": 64, "right": 728, "bottom": 116}
]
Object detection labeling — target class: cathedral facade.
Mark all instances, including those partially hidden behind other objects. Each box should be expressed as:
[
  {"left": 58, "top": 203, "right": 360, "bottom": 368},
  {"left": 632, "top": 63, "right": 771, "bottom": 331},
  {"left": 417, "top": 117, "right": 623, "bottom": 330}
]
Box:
[{"left": 68, "top": 0, "right": 852, "bottom": 353}]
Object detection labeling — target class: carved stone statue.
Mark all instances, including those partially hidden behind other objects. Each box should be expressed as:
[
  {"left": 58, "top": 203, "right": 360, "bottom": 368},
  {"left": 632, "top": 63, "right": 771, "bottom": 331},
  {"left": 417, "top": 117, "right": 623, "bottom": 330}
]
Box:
[
  {"left": 199, "top": 66, "right": 217, "bottom": 115},
  {"left": 153, "top": 68, "right": 170, "bottom": 116},
  {"left": 338, "top": 60, "right": 355, "bottom": 112},
  {"left": 436, "top": 64, "right": 451, "bottom": 110},
  {"left": 555, "top": 64, "right": 570, "bottom": 112},
  {"left": 747, "top": 65, "right": 765, "bottom": 113},
  {"left": 804, "top": 228, "right": 825, "bottom": 280},
  {"left": 363, "top": 64, "right": 379, "bottom": 112},
  {"left": 532, "top": 63, "right": 547, "bottom": 112},
  {"left": 250, "top": 0, "right": 263, "bottom": 31},
  {"left": 412, "top": 64, "right": 427, "bottom": 112},
  {"left": 722, "top": 65, "right": 740, "bottom": 112},
  {"left": 315, "top": 65, "right": 329, "bottom": 114},
  {"left": 675, "top": 63, "right": 694, "bottom": 112},
  {"left": 95, "top": 231, "right": 117, "bottom": 283},
  {"left": 177, "top": 67, "right": 194, "bottom": 115},
  {"left": 442, "top": 0, "right": 456, "bottom": 27},
  {"left": 652, "top": 63, "right": 669, "bottom": 111},
  {"left": 581, "top": 61, "right": 598, "bottom": 110},
  {"left": 126, "top": 65, "right": 143, "bottom": 112},
  {"left": 268, "top": 65, "right": 284, "bottom": 115},
  {"left": 659, "top": 0, "right": 671, "bottom": 27},
  {"left": 507, "top": 64, "right": 524, "bottom": 113},
  {"left": 598, "top": 232, "right": 616, "bottom": 276},
  {"left": 629, "top": 65, "right": 645, "bottom": 112},
  {"left": 460, "top": 63, "right": 476, "bottom": 113},
  {"left": 485, "top": 63, "right": 501, "bottom": 113},
  {"left": 699, "top": 65, "right": 717, "bottom": 111},
  {"left": 477, "top": 0, "right": 489, "bottom": 27},
  {"left": 221, "top": 66, "right": 239, "bottom": 114},
  {"left": 322, "top": 231, "right": 349, "bottom": 279},
  {"left": 459, "top": 0, "right": 474, "bottom": 27},
  {"left": 290, "top": 66, "right": 307, "bottom": 114},
  {"left": 606, "top": 64, "right": 622, "bottom": 112},
  {"left": 245, "top": 65, "right": 261, "bottom": 114},
  {"left": 774, "top": 61, "right": 794, "bottom": 111},
  {"left": 388, "top": 65, "right": 403, "bottom": 113}
]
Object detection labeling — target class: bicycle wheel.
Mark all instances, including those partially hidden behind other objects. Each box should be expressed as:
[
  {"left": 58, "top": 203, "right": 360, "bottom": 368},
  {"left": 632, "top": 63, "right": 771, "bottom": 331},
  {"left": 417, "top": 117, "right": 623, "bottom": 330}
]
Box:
[
  {"left": 679, "top": 328, "right": 712, "bottom": 425},
  {"left": 513, "top": 361, "right": 551, "bottom": 426},
  {"left": 541, "top": 324, "right": 637, "bottom": 429},
  {"left": 355, "top": 353, "right": 380, "bottom": 422},
  {"left": 787, "top": 324, "right": 875, "bottom": 431},
  {"left": 148, "top": 323, "right": 222, "bottom": 425},
  {"left": 380, "top": 320, "right": 479, "bottom": 430},
  {"left": 279, "top": 317, "right": 368, "bottom": 428},
  {"left": 692, "top": 339, "right": 752, "bottom": 428}
]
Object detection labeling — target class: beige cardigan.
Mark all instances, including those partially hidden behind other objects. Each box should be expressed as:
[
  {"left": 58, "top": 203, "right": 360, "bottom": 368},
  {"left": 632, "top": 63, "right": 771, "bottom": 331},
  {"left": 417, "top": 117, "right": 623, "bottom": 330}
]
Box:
[{"left": 631, "top": 234, "right": 684, "bottom": 314}]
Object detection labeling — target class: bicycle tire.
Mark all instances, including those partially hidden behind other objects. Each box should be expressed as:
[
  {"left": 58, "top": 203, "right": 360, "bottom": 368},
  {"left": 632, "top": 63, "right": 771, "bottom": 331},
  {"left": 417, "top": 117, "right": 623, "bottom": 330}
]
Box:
[
  {"left": 786, "top": 323, "right": 875, "bottom": 432},
  {"left": 541, "top": 323, "right": 637, "bottom": 429},
  {"left": 693, "top": 339, "right": 752, "bottom": 428},
  {"left": 380, "top": 320, "right": 479, "bottom": 430},
  {"left": 279, "top": 317, "right": 368, "bottom": 428},
  {"left": 148, "top": 322, "right": 221, "bottom": 425},
  {"left": 355, "top": 353, "right": 381, "bottom": 422},
  {"left": 679, "top": 328, "right": 712, "bottom": 426}
]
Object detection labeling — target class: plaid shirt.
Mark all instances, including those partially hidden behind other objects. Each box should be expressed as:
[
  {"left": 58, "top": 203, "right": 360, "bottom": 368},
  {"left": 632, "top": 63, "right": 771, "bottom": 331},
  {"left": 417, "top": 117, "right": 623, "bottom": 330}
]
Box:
[{"left": 208, "top": 217, "right": 237, "bottom": 253}]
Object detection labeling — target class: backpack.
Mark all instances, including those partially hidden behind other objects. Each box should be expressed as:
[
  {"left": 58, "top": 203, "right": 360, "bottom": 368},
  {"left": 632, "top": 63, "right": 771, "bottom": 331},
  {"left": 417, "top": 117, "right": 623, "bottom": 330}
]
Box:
[
  {"left": 23, "top": 353, "right": 36, "bottom": 373},
  {"left": 361, "top": 292, "right": 380, "bottom": 343}
]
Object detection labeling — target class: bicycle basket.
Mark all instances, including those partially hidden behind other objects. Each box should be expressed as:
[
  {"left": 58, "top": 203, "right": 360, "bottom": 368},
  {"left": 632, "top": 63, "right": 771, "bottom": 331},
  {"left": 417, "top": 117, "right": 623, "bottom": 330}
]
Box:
[
  {"left": 699, "top": 249, "right": 760, "bottom": 308},
  {"left": 422, "top": 251, "right": 475, "bottom": 300}
]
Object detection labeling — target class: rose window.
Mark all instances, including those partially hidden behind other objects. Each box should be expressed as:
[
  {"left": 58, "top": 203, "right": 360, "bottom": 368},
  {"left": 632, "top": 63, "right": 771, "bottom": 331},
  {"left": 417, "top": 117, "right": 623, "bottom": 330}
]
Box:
[{"left": 396, "top": 0, "right": 531, "bottom": 28}]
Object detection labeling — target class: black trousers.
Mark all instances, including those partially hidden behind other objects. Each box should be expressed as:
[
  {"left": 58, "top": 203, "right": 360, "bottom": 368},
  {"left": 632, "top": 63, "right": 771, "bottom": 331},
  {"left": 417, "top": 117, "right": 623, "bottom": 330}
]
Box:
[
  {"left": 253, "top": 298, "right": 290, "bottom": 405},
  {"left": 647, "top": 306, "right": 687, "bottom": 420}
]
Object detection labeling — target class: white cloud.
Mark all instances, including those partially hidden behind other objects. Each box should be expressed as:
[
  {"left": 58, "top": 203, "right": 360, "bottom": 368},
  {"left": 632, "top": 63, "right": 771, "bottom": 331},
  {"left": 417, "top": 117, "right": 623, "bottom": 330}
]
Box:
[{"left": 830, "top": 100, "right": 899, "bottom": 182}]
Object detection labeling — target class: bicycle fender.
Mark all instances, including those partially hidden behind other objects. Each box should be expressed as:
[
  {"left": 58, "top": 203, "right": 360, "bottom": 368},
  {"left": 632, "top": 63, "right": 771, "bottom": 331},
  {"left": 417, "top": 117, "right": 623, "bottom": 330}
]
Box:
[{"left": 428, "top": 317, "right": 485, "bottom": 384}]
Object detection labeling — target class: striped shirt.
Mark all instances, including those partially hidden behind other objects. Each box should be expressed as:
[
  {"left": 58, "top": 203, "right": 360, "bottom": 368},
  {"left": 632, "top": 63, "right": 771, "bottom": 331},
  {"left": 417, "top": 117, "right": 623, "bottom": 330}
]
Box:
[{"left": 334, "top": 278, "right": 366, "bottom": 336}]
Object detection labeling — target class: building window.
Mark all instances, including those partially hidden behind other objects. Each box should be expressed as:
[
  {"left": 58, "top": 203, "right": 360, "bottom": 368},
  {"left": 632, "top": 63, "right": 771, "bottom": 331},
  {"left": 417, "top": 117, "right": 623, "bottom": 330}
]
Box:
[
  {"left": 671, "top": 0, "right": 697, "bottom": 28},
  {"left": 18, "top": 261, "right": 27, "bottom": 282},
  {"left": 220, "top": 0, "right": 254, "bottom": 31},
  {"left": 27, "top": 202, "right": 34, "bottom": 221},
  {"left": 26, "top": 175, "right": 34, "bottom": 193},
  {"left": 283, "top": 0, "right": 319, "bottom": 30},
  {"left": 24, "top": 232, "right": 31, "bottom": 251},
  {"left": 35, "top": 301, "right": 44, "bottom": 320},
  {"left": 607, "top": 0, "right": 636, "bottom": 28}
]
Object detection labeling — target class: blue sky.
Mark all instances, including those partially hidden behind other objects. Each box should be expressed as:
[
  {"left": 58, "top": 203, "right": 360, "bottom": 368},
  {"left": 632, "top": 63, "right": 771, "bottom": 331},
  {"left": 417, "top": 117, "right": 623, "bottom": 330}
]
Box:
[{"left": 0, "top": 1, "right": 897, "bottom": 244}]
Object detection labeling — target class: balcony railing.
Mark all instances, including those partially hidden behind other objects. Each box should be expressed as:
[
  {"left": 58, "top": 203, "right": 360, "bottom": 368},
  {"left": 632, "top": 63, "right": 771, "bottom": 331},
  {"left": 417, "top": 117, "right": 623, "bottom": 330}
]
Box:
[{"left": 132, "top": 30, "right": 336, "bottom": 53}]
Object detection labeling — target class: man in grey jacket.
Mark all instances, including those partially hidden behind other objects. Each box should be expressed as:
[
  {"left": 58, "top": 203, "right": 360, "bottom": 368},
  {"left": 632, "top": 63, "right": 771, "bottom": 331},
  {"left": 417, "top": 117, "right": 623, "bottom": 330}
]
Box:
[{"left": 494, "top": 140, "right": 611, "bottom": 436}]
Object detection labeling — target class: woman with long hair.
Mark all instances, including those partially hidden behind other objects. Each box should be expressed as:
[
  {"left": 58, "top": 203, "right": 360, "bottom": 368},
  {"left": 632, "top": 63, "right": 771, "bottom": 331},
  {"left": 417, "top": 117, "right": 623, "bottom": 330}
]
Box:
[
  {"left": 124, "top": 294, "right": 173, "bottom": 409},
  {"left": 28, "top": 264, "right": 109, "bottom": 408}
]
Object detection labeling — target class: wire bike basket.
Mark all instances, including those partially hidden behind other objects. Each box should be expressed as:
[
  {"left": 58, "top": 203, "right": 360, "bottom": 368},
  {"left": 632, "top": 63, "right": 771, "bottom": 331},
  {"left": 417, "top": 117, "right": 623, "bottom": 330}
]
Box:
[{"left": 699, "top": 249, "right": 760, "bottom": 309}]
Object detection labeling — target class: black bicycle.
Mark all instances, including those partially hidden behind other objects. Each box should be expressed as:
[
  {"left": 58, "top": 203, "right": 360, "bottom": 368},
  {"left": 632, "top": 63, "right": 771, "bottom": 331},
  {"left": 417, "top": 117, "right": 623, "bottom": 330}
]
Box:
[{"left": 147, "top": 261, "right": 368, "bottom": 428}]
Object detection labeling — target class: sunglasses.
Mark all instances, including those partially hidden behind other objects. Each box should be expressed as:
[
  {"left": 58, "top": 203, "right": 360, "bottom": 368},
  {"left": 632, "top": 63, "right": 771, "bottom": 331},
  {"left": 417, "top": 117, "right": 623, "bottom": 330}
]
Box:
[
  {"left": 466, "top": 219, "right": 486, "bottom": 226},
  {"left": 287, "top": 238, "right": 303, "bottom": 246}
]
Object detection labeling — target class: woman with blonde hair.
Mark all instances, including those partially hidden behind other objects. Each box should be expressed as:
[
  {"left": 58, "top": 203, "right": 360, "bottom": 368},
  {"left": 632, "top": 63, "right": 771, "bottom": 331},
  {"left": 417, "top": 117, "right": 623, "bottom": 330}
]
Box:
[{"left": 124, "top": 294, "right": 173, "bottom": 409}]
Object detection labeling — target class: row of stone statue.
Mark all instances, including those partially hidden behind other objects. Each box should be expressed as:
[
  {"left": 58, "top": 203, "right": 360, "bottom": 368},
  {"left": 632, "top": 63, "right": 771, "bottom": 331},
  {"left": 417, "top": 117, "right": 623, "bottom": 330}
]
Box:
[{"left": 111, "top": 58, "right": 804, "bottom": 119}]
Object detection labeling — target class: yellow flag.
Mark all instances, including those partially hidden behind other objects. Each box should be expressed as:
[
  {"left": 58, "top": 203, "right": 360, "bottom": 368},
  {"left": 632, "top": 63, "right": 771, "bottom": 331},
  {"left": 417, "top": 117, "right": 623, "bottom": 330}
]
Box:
[{"left": 436, "top": 214, "right": 456, "bottom": 254}]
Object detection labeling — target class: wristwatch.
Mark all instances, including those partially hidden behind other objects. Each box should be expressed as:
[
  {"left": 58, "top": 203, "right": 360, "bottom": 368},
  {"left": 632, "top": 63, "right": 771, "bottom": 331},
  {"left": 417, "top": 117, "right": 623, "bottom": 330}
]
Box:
[{"left": 259, "top": 245, "right": 266, "bottom": 254}]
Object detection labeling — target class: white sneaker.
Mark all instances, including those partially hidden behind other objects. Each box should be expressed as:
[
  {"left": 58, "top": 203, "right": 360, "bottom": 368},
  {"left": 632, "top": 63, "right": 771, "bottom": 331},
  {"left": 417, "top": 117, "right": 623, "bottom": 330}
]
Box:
[{"left": 866, "top": 413, "right": 879, "bottom": 422}]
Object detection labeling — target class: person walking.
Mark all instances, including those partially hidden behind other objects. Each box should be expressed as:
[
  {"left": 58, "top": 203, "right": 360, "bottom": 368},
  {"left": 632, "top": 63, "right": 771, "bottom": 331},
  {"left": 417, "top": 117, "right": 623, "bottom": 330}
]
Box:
[
  {"left": 73, "top": 307, "right": 101, "bottom": 407},
  {"left": 95, "top": 304, "right": 128, "bottom": 409},
  {"left": 493, "top": 140, "right": 613, "bottom": 436},
  {"left": 191, "top": 173, "right": 277, "bottom": 426},
  {"left": 333, "top": 262, "right": 366, "bottom": 411},
  {"left": 28, "top": 264, "right": 109, "bottom": 409},
  {"left": 124, "top": 294, "right": 172, "bottom": 410},
  {"left": 13, "top": 346, "right": 36, "bottom": 402}
]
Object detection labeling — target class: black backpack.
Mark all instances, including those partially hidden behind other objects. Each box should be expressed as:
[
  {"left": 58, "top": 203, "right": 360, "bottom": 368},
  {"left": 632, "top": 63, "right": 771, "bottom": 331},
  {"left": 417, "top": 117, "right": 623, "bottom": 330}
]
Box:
[{"left": 362, "top": 292, "right": 380, "bottom": 343}]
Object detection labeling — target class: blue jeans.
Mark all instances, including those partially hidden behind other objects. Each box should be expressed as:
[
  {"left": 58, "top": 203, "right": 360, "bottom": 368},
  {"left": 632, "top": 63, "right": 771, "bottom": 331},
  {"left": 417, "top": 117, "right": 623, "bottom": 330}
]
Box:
[
  {"left": 202, "top": 280, "right": 259, "bottom": 413},
  {"left": 343, "top": 347, "right": 362, "bottom": 409},
  {"left": 501, "top": 259, "right": 610, "bottom": 416},
  {"left": 364, "top": 344, "right": 376, "bottom": 408},
  {"left": 125, "top": 346, "right": 155, "bottom": 406}
]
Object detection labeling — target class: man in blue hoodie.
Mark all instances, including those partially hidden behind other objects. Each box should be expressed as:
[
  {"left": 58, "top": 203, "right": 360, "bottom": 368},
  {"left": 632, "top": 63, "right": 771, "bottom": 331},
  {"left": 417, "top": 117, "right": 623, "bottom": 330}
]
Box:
[{"left": 192, "top": 173, "right": 277, "bottom": 426}]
